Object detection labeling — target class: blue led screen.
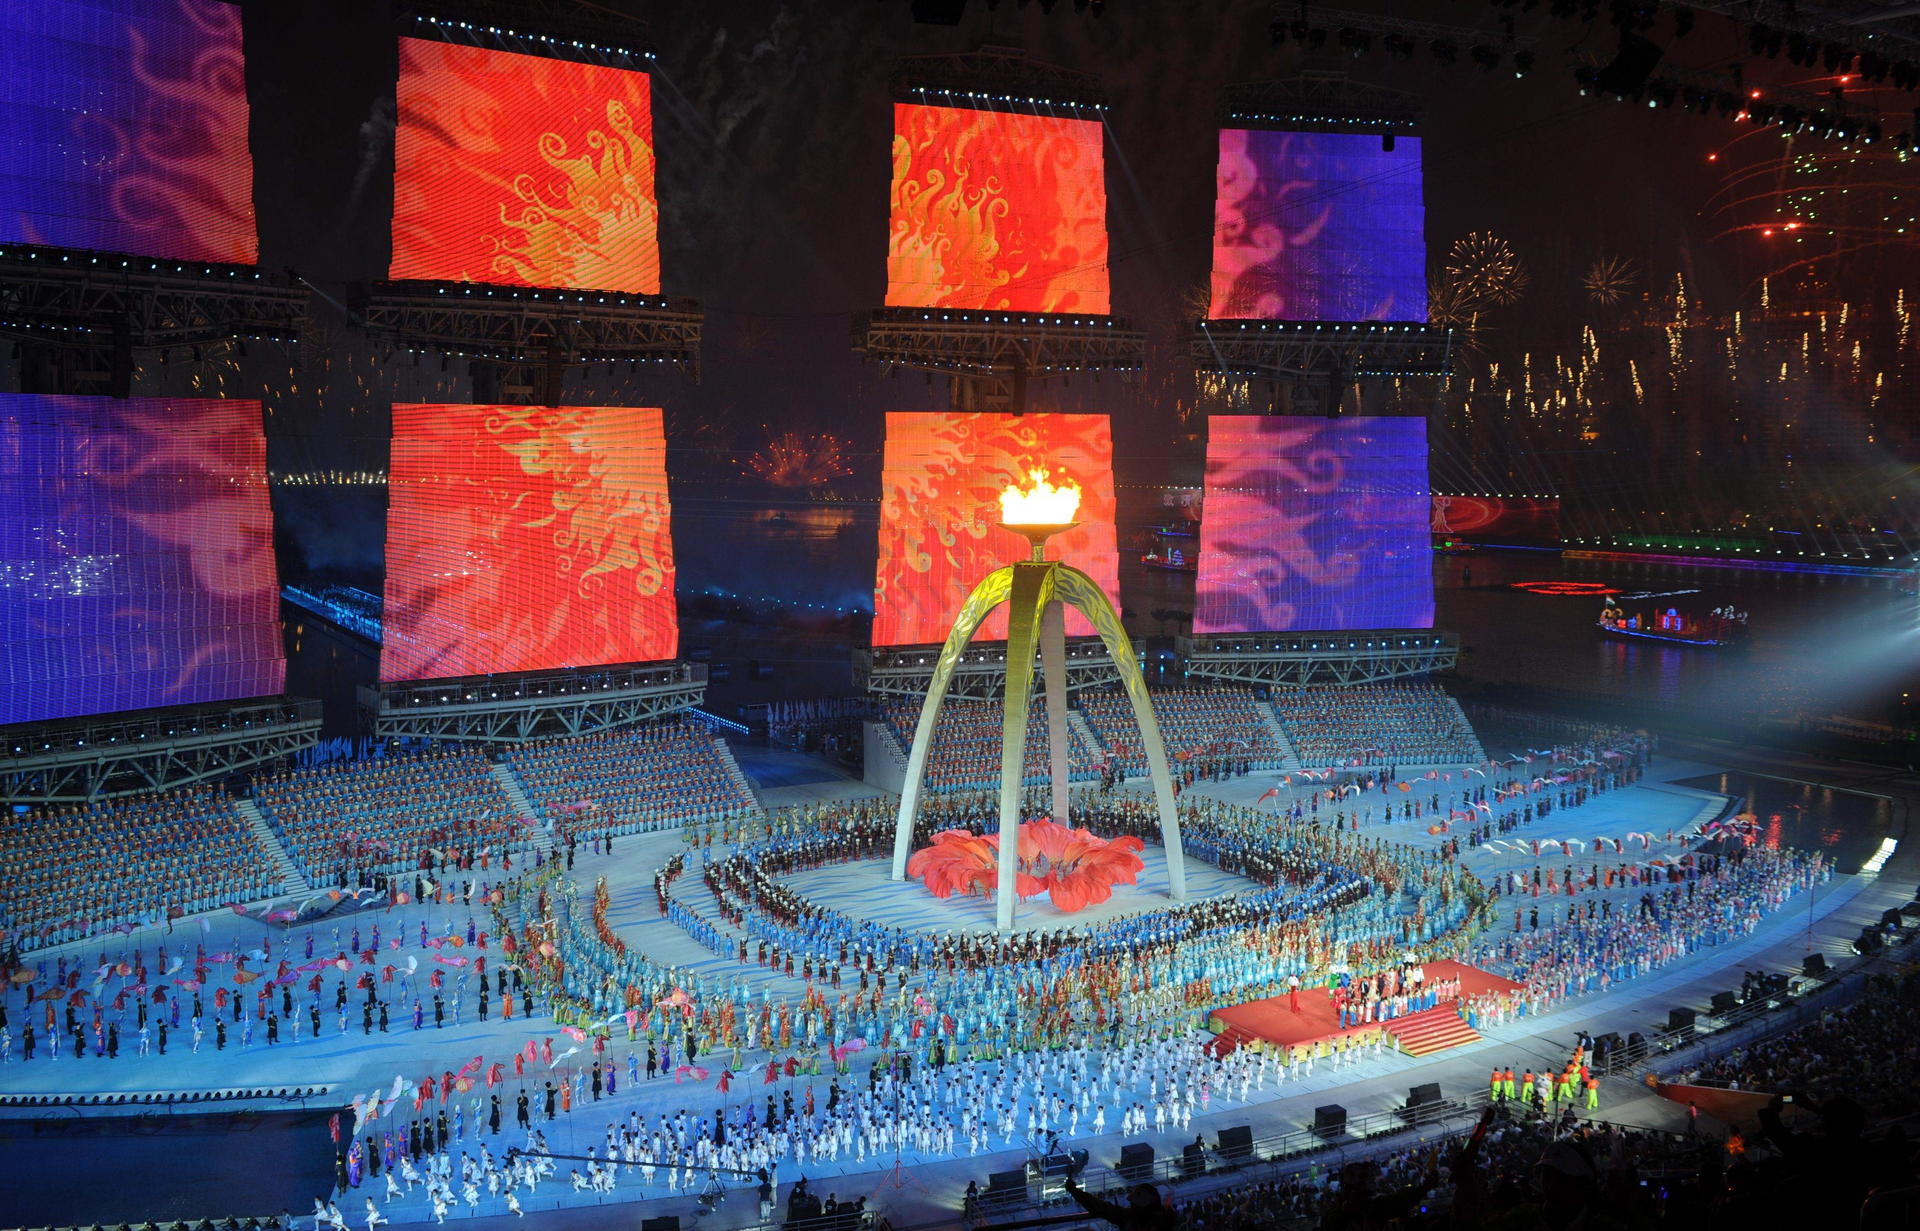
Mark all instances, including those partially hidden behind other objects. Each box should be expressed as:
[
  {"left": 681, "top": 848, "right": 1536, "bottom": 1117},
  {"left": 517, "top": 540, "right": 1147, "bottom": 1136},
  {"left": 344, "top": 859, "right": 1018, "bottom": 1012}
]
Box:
[
  {"left": 0, "top": 394, "right": 285, "bottom": 725},
  {"left": 1209, "top": 129, "right": 1425, "bottom": 321},
  {"left": 1194, "top": 416, "right": 1434, "bottom": 633}
]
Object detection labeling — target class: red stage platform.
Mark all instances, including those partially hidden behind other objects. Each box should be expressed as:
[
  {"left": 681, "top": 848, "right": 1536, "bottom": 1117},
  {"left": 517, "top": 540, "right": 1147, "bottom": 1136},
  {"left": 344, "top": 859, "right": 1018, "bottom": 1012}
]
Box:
[{"left": 1208, "top": 959, "right": 1524, "bottom": 1058}]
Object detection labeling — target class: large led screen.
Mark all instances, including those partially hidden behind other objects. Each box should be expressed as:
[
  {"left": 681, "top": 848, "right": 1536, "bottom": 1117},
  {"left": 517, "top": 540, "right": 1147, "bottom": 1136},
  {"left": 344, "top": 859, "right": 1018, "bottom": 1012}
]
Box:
[
  {"left": 1210, "top": 130, "right": 1425, "bottom": 321},
  {"left": 1194, "top": 416, "right": 1433, "bottom": 633},
  {"left": 0, "top": 395, "right": 284, "bottom": 725},
  {"left": 391, "top": 39, "right": 659, "bottom": 293},
  {"left": 382, "top": 404, "right": 677, "bottom": 683},
  {"left": 874, "top": 412, "right": 1119, "bottom": 646},
  {"left": 886, "top": 104, "right": 1109, "bottom": 314},
  {"left": 0, "top": 0, "right": 256, "bottom": 263}
]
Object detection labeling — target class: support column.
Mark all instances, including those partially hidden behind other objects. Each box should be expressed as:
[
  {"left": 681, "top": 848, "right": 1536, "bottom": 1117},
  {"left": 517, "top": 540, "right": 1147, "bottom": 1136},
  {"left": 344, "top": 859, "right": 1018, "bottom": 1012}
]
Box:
[
  {"left": 994, "top": 563, "right": 1057, "bottom": 932},
  {"left": 1040, "top": 600, "right": 1070, "bottom": 824}
]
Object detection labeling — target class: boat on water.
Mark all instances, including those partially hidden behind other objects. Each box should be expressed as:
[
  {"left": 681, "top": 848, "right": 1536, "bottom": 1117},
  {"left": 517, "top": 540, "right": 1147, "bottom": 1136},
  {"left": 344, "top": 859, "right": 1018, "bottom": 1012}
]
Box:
[
  {"left": 1597, "top": 599, "right": 1747, "bottom": 648},
  {"left": 1141, "top": 546, "right": 1196, "bottom": 573}
]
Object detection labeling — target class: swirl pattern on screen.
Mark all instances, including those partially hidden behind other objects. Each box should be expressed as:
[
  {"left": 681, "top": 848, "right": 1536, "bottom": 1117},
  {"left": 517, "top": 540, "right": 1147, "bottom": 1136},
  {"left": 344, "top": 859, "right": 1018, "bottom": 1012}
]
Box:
[
  {"left": 0, "top": 395, "right": 284, "bottom": 725},
  {"left": 1431, "top": 494, "right": 1560, "bottom": 544},
  {"left": 1210, "top": 130, "right": 1425, "bottom": 321},
  {"left": 874, "top": 412, "right": 1119, "bottom": 646},
  {"left": 1194, "top": 416, "right": 1433, "bottom": 633},
  {"left": 0, "top": 0, "right": 256, "bottom": 262},
  {"left": 887, "top": 104, "right": 1109, "bottom": 314},
  {"left": 381, "top": 404, "right": 677, "bottom": 683},
  {"left": 391, "top": 39, "right": 659, "bottom": 293}
]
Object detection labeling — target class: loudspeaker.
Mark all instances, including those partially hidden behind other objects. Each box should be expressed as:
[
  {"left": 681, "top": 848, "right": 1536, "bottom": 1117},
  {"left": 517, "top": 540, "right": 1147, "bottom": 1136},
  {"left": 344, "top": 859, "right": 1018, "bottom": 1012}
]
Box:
[
  {"left": 1117, "top": 1143, "right": 1155, "bottom": 1181},
  {"left": 1803, "top": 953, "right": 1828, "bottom": 976},
  {"left": 1882, "top": 907, "right": 1905, "bottom": 930},
  {"left": 1217, "top": 1125, "right": 1253, "bottom": 1161},
  {"left": 640, "top": 1219, "right": 680, "bottom": 1231},
  {"left": 1180, "top": 1140, "right": 1208, "bottom": 1177},
  {"left": 1668, "top": 1006, "right": 1696, "bottom": 1032},
  {"left": 1710, "top": 991, "right": 1738, "bottom": 1015},
  {"left": 1855, "top": 928, "right": 1884, "bottom": 954},
  {"left": 1593, "top": 1032, "right": 1622, "bottom": 1063},
  {"left": 1313, "top": 1104, "right": 1347, "bottom": 1136},
  {"left": 1595, "top": 30, "right": 1665, "bottom": 95},
  {"left": 1407, "top": 1082, "right": 1442, "bottom": 1107}
]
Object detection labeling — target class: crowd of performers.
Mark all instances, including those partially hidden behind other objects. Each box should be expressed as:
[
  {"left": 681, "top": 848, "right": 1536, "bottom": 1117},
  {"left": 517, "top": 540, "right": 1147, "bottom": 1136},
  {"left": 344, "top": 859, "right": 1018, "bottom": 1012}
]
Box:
[{"left": 0, "top": 715, "right": 1850, "bottom": 1228}]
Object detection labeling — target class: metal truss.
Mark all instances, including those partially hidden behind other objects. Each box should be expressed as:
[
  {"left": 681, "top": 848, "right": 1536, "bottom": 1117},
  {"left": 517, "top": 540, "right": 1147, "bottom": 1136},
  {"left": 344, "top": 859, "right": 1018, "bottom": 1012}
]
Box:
[
  {"left": 0, "top": 244, "right": 307, "bottom": 393},
  {"left": 364, "top": 662, "right": 707, "bottom": 744},
  {"left": 856, "top": 638, "right": 1137, "bottom": 702},
  {"left": 361, "top": 281, "right": 703, "bottom": 376},
  {"left": 1192, "top": 320, "right": 1455, "bottom": 381},
  {"left": 856, "top": 308, "right": 1146, "bottom": 410},
  {"left": 400, "top": 4, "right": 655, "bottom": 64},
  {"left": 1, "top": 698, "right": 323, "bottom": 805},
  {"left": 1179, "top": 630, "right": 1458, "bottom": 688},
  {"left": 1223, "top": 71, "right": 1423, "bottom": 130},
  {"left": 891, "top": 44, "right": 1109, "bottom": 118}
]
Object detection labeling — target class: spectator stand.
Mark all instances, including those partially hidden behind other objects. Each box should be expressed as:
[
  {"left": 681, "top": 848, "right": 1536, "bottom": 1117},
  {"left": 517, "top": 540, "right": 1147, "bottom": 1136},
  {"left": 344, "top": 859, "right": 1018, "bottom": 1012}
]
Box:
[
  {"left": 876, "top": 699, "right": 1101, "bottom": 795},
  {"left": 0, "top": 786, "right": 284, "bottom": 952},
  {"left": 504, "top": 719, "right": 761, "bottom": 842},
  {"left": 1076, "top": 685, "right": 1295, "bottom": 781},
  {"left": 1270, "top": 682, "right": 1486, "bottom": 769}
]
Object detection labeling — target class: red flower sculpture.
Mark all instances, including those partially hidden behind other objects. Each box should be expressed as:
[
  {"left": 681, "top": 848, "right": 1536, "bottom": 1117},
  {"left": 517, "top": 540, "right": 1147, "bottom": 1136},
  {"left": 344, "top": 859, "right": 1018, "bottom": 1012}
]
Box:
[{"left": 906, "top": 820, "right": 1145, "bottom": 913}]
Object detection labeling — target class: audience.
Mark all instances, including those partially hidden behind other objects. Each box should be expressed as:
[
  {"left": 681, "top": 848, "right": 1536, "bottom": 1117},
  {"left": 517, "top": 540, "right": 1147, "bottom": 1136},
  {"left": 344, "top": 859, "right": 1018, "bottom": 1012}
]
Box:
[
  {"left": 1078, "top": 686, "right": 1290, "bottom": 780},
  {"left": 252, "top": 748, "right": 533, "bottom": 887},
  {"left": 882, "top": 699, "right": 1099, "bottom": 792},
  {"left": 1273, "top": 682, "right": 1483, "bottom": 767},
  {"left": 0, "top": 787, "right": 279, "bottom": 950},
  {"left": 508, "top": 721, "right": 758, "bottom": 841}
]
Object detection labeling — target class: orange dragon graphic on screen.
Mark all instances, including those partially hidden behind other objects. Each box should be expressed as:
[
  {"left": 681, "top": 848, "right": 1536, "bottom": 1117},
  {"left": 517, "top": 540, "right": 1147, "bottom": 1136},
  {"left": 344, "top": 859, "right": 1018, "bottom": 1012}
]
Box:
[
  {"left": 391, "top": 39, "right": 660, "bottom": 293},
  {"left": 887, "top": 104, "right": 1109, "bottom": 313},
  {"left": 381, "top": 404, "right": 677, "bottom": 682}
]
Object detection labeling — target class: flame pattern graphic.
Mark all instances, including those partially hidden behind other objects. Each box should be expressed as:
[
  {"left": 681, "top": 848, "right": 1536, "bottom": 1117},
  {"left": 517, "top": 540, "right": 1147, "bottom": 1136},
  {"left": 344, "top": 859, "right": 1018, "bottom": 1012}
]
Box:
[
  {"left": 874, "top": 413, "right": 1118, "bottom": 646},
  {"left": 381, "top": 404, "right": 677, "bottom": 683},
  {"left": 886, "top": 104, "right": 1109, "bottom": 313},
  {"left": 391, "top": 39, "right": 660, "bottom": 293}
]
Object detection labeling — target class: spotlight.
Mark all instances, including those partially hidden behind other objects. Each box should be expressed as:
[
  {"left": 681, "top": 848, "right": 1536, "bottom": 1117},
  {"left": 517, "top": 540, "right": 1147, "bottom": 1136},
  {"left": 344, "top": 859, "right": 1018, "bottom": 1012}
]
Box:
[
  {"left": 1383, "top": 33, "right": 1415, "bottom": 59},
  {"left": 1338, "top": 27, "right": 1370, "bottom": 56},
  {"left": 1430, "top": 38, "right": 1457, "bottom": 64},
  {"left": 1512, "top": 49, "right": 1535, "bottom": 76},
  {"left": 1470, "top": 45, "right": 1502, "bottom": 72}
]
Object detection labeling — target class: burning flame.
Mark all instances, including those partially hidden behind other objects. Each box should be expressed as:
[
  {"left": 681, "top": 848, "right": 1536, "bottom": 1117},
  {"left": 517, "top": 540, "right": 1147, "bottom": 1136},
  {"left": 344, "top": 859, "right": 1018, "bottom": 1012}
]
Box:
[{"left": 999, "top": 468, "right": 1082, "bottom": 525}]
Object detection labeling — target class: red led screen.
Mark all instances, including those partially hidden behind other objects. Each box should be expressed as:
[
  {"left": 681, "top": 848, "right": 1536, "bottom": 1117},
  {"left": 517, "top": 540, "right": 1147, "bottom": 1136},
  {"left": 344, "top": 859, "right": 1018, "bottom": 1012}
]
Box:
[
  {"left": 886, "top": 104, "right": 1109, "bottom": 313},
  {"left": 0, "top": 0, "right": 256, "bottom": 263},
  {"left": 874, "top": 412, "right": 1119, "bottom": 646},
  {"left": 0, "top": 395, "right": 283, "bottom": 724},
  {"left": 381, "top": 404, "right": 677, "bottom": 683},
  {"left": 390, "top": 38, "right": 659, "bottom": 293}
]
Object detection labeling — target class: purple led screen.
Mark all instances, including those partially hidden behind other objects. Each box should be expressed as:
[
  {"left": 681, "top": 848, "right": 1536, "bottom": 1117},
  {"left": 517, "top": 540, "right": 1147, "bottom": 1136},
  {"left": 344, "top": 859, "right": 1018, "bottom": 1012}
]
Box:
[
  {"left": 0, "top": 395, "right": 285, "bottom": 725},
  {"left": 0, "top": 0, "right": 257, "bottom": 263},
  {"left": 1194, "top": 416, "right": 1433, "bottom": 633},
  {"left": 1209, "top": 130, "right": 1425, "bottom": 321}
]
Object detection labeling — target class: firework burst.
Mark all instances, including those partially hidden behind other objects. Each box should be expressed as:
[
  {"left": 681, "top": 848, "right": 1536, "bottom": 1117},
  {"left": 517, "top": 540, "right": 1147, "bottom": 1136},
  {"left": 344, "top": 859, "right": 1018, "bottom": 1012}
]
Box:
[
  {"left": 1584, "top": 255, "right": 1637, "bottom": 306},
  {"left": 1444, "top": 232, "right": 1529, "bottom": 306},
  {"left": 743, "top": 430, "right": 854, "bottom": 488}
]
